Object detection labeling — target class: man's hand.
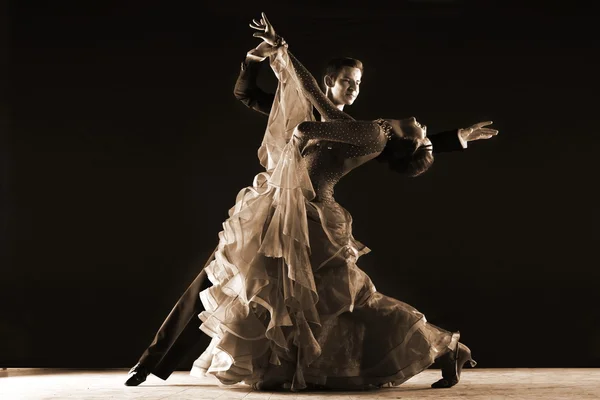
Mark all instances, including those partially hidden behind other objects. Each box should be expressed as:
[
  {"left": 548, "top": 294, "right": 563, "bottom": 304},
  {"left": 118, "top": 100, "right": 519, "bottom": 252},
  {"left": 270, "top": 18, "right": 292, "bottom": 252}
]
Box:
[
  {"left": 246, "top": 42, "right": 279, "bottom": 62},
  {"left": 459, "top": 121, "right": 499, "bottom": 144},
  {"left": 249, "top": 12, "right": 282, "bottom": 46}
]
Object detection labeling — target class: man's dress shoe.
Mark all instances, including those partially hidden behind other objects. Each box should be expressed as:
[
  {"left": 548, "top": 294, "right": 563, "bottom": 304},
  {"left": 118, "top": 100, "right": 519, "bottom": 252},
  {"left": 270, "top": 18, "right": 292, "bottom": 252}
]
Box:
[{"left": 125, "top": 363, "right": 150, "bottom": 386}]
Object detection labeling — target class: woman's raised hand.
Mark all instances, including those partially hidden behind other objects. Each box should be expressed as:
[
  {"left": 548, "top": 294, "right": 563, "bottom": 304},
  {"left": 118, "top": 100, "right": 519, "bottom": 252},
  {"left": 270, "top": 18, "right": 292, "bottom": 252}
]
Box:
[
  {"left": 249, "top": 12, "right": 281, "bottom": 46},
  {"left": 246, "top": 42, "right": 279, "bottom": 62}
]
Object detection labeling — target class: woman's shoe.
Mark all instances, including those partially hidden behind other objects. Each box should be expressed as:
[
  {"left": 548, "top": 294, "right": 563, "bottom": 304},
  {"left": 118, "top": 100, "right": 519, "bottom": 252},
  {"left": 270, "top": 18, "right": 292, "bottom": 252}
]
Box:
[
  {"left": 431, "top": 342, "right": 477, "bottom": 389},
  {"left": 251, "top": 380, "right": 291, "bottom": 391}
]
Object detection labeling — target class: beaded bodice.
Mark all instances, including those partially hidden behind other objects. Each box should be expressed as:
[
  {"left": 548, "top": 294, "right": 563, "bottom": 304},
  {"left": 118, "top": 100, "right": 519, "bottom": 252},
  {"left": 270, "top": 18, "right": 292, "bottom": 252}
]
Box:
[{"left": 299, "top": 132, "right": 387, "bottom": 203}]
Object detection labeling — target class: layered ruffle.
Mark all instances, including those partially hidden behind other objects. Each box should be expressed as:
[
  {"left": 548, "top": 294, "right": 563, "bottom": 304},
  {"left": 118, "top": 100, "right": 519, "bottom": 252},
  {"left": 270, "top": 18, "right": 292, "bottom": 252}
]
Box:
[
  {"left": 190, "top": 138, "right": 459, "bottom": 389},
  {"left": 192, "top": 134, "right": 328, "bottom": 389}
]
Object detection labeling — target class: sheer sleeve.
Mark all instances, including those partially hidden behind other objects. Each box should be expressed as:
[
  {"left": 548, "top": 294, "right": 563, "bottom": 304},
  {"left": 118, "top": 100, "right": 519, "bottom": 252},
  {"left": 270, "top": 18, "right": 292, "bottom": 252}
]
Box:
[
  {"left": 294, "top": 120, "right": 384, "bottom": 147},
  {"left": 288, "top": 51, "right": 354, "bottom": 122}
]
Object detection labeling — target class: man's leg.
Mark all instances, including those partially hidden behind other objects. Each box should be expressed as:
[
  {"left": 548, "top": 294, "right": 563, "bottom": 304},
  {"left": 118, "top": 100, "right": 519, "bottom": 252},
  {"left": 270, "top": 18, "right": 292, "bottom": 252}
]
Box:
[{"left": 125, "top": 247, "right": 216, "bottom": 386}]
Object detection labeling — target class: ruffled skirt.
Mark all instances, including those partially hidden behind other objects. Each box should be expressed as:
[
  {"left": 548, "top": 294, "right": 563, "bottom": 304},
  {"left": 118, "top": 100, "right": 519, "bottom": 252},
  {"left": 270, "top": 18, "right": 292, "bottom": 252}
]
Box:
[{"left": 190, "top": 165, "right": 458, "bottom": 390}]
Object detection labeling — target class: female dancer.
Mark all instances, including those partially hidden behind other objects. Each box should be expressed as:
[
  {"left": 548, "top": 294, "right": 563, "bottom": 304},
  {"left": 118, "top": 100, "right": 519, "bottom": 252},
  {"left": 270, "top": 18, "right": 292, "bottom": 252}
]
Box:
[{"left": 190, "top": 13, "right": 479, "bottom": 391}]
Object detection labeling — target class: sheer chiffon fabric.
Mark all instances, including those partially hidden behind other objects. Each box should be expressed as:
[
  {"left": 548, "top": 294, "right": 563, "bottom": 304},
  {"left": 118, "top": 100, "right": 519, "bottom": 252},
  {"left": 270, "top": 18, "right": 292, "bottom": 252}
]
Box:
[{"left": 191, "top": 47, "right": 458, "bottom": 390}]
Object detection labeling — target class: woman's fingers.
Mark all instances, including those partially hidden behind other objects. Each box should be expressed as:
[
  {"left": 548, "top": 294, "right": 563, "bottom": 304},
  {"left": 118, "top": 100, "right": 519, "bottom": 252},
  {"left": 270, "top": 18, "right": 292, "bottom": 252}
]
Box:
[
  {"left": 262, "top": 12, "right": 274, "bottom": 30},
  {"left": 262, "top": 12, "right": 270, "bottom": 25}
]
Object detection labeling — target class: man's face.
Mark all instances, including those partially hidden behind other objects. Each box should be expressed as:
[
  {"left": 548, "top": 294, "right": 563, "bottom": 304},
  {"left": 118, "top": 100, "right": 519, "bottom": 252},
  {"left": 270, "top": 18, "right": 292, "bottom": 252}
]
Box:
[{"left": 326, "top": 66, "right": 362, "bottom": 107}]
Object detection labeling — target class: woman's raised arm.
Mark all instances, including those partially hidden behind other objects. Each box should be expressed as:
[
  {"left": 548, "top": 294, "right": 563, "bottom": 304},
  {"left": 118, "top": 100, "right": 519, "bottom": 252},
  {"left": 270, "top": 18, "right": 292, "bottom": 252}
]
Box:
[{"left": 250, "top": 13, "right": 354, "bottom": 122}]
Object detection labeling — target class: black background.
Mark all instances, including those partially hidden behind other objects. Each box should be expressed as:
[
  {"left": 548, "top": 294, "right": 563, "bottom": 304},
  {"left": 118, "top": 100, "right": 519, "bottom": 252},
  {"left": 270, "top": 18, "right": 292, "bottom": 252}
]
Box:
[{"left": 4, "top": 0, "right": 599, "bottom": 369}]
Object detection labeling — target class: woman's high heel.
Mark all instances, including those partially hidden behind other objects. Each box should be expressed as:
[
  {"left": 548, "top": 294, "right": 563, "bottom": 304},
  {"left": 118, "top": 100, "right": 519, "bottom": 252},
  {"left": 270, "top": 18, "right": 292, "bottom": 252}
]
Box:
[{"left": 431, "top": 342, "right": 477, "bottom": 389}]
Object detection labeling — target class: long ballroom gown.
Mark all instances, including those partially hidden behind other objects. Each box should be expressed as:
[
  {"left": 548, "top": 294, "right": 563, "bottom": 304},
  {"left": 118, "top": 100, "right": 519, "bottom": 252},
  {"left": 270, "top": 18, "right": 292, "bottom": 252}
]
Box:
[{"left": 190, "top": 46, "right": 459, "bottom": 391}]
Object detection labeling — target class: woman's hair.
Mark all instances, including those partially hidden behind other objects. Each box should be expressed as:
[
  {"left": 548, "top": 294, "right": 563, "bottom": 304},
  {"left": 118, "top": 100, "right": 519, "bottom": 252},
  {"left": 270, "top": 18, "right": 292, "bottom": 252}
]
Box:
[{"left": 376, "top": 135, "right": 434, "bottom": 177}]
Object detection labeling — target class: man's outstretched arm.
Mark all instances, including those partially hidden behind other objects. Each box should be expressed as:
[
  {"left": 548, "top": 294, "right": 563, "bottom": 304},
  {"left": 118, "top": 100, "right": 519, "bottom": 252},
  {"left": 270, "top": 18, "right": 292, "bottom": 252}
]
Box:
[{"left": 430, "top": 121, "right": 498, "bottom": 154}]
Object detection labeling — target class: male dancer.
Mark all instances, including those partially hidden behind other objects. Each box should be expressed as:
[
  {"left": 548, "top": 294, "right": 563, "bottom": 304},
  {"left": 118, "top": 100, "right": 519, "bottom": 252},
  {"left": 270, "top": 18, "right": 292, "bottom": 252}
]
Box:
[{"left": 125, "top": 40, "right": 497, "bottom": 387}]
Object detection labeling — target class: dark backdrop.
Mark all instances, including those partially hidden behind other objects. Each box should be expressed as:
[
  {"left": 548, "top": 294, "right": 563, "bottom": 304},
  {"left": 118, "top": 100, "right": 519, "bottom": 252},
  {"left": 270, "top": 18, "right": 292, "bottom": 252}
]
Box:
[{"left": 4, "top": 0, "right": 599, "bottom": 369}]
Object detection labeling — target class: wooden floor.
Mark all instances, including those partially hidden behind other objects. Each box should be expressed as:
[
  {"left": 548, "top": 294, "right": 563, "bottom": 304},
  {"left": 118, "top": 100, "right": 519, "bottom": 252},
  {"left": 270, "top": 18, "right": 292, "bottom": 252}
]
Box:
[{"left": 1, "top": 368, "right": 599, "bottom": 400}]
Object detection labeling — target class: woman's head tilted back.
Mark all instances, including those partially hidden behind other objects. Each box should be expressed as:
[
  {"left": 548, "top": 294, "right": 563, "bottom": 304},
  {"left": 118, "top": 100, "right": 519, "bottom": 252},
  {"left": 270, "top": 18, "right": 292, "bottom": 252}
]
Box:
[{"left": 376, "top": 117, "right": 434, "bottom": 177}]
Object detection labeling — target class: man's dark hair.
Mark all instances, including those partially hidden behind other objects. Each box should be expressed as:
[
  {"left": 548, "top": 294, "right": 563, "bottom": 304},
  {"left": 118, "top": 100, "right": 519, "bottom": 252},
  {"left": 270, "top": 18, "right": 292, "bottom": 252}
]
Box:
[{"left": 322, "top": 57, "right": 364, "bottom": 87}]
